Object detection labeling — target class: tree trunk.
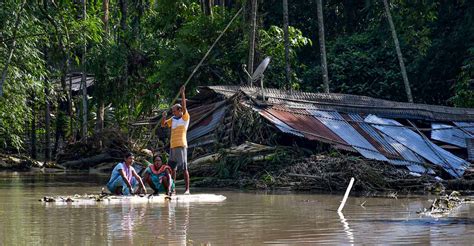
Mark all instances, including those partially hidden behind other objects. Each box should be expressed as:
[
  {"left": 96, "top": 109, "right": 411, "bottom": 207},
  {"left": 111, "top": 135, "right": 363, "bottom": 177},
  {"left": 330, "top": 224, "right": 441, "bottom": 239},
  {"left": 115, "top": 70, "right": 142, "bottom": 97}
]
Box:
[
  {"left": 96, "top": 0, "right": 109, "bottom": 133},
  {"left": 0, "top": 1, "right": 26, "bottom": 97},
  {"left": 44, "top": 76, "right": 51, "bottom": 161},
  {"left": 248, "top": 0, "right": 257, "bottom": 85},
  {"left": 54, "top": 8, "right": 74, "bottom": 143},
  {"left": 118, "top": 0, "right": 129, "bottom": 89},
  {"left": 102, "top": 0, "right": 109, "bottom": 34},
  {"left": 43, "top": 0, "right": 51, "bottom": 159},
  {"left": 316, "top": 0, "right": 329, "bottom": 93},
  {"left": 69, "top": 74, "right": 75, "bottom": 141},
  {"left": 81, "top": 0, "right": 88, "bottom": 140},
  {"left": 118, "top": 0, "right": 130, "bottom": 127},
  {"left": 96, "top": 103, "right": 105, "bottom": 131},
  {"left": 30, "top": 94, "right": 37, "bottom": 159},
  {"left": 60, "top": 152, "right": 114, "bottom": 169},
  {"left": 383, "top": 0, "right": 413, "bottom": 103},
  {"left": 283, "top": 0, "right": 291, "bottom": 88},
  {"left": 53, "top": 99, "right": 67, "bottom": 157},
  {"left": 53, "top": 104, "right": 60, "bottom": 158},
  {"left": 119, "top": 0, "right": 128, "bottom": 37},
  {"left": 202, "top": 0, "right": 213, "bottom": 16}
]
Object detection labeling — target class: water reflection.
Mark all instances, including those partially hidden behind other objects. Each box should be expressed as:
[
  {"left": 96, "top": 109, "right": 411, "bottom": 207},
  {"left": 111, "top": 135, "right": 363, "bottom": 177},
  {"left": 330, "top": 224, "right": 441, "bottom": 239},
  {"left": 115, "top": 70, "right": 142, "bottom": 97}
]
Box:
[
  {"left": 107, "top": 203, "right": 147, "bottom": 244},
  {"left": 0, "top": 174, "right": 473, "bottom": 245},
  {"left": 165, "top": 202, "right": 191, "bottom": 245},
  {"left": 103, "top": 201, "right": 193, "bottom": 245},
  {"left": 338, "top": 211, "right": 354, "bottom": 244}
]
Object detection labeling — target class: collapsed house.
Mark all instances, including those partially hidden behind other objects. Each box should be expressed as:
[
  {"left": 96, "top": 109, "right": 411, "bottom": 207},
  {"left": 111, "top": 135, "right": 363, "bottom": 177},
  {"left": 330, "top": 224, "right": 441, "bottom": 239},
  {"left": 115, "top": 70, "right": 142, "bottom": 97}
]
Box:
[
  {"left": 184, "top": 86, "right": 474, "bottom": 179},
  {"left": 135, "top": 85, "right": 474, "bottom": 180}
]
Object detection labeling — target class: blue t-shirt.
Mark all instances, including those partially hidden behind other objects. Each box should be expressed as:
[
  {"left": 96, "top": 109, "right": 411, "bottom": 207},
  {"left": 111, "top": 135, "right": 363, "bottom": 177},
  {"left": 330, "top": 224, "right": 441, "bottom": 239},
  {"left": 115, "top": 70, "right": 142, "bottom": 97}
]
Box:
[{"left": 107, "top": 163, "right": 135, "bottom": 187}]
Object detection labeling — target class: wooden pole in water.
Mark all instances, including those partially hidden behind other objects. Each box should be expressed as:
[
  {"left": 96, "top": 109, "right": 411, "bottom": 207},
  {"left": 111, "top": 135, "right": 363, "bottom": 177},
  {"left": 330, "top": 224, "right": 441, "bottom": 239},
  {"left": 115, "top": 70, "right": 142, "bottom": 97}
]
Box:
[{"left": 337, "top": 177, "right": 355, "bottom": 212}]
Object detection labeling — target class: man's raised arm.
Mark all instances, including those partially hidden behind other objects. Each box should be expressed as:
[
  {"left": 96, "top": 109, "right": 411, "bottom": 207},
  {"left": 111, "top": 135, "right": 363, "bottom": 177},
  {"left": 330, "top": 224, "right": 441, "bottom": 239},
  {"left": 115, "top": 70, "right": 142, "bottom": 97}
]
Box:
[
  {"left": 180, "top": 85, "right": 187, "bottom": 113},
  {"left": 161, "top": 111, "right": 168, "bottom": 127}
]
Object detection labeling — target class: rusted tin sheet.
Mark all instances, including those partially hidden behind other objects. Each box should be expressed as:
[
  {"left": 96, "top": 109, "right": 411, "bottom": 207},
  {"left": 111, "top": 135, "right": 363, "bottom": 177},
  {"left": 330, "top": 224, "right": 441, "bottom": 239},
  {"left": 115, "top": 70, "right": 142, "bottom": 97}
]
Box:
[
  {"left": 265, "top": 106, "right": 353, "bottom": 151},
  {"left": 345, "top": 113, "right": 400, "bottom": 159}
]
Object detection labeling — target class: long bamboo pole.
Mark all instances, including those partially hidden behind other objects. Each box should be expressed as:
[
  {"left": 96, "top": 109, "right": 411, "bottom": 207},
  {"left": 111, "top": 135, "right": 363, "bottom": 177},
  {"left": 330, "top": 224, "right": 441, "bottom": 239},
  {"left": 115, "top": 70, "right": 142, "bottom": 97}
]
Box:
[
  {"left": 141, "top": 7, "right": 244, "bottom": 149},
  {"left": 316, "top": 0, "right": 329, "bottom": 93},
  {"left": 283, "top": 0, "right": 291, "bottom": 87},
  {"left": 248, "top": 0, "right": 257, "bottom": 86},
  {"left": 383, "top": 0, "right": 413, "bottom": 103}
]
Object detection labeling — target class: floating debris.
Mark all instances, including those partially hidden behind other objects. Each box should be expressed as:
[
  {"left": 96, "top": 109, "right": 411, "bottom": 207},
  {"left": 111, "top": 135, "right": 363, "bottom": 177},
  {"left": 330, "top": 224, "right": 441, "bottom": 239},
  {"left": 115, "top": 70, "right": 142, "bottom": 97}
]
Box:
[
  {"left": 418, "top": 191, "right": 464, "bottom": 217},
  {"left": 42, "top": 196, "right": 56, "bottom": 202}
]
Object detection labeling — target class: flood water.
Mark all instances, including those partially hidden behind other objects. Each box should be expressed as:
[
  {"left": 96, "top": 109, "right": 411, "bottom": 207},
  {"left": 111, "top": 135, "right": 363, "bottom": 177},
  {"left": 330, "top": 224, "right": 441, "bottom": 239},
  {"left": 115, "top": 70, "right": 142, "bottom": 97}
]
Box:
[{"left": 0, "top": 172, "right": 473, "bottom": 245}]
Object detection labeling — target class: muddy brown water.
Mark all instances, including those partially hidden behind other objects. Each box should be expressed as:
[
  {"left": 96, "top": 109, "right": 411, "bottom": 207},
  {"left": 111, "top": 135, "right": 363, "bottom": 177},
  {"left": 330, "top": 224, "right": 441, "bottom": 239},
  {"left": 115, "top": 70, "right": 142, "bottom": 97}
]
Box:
[{"left": 0, "top": 172, "right": 473, "bottom": 245}]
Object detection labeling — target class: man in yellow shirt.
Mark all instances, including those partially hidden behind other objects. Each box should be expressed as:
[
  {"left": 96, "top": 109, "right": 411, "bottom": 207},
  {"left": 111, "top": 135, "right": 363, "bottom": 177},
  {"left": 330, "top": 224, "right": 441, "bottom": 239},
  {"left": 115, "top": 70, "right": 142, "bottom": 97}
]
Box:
[{"left": 161, "top": 86, "right": 191, "bottom": 194}]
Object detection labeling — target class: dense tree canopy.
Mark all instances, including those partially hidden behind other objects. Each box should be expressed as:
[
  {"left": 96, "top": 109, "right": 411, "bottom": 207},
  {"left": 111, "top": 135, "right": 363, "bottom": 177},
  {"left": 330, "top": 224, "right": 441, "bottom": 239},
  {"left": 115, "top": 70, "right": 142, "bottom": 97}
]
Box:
[{"left": 0, "top": 0, "right": 473, "bottom": 154}]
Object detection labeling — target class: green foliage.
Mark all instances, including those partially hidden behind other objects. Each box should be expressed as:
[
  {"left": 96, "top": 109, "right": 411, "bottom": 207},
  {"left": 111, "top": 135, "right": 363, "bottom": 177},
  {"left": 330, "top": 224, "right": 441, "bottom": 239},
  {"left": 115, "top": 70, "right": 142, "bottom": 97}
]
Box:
[
  {"left": 392, "top": 0, "right": 438, "bottom": 55},
  {"left": 259, "top": 25, "right": 312, "bottom": 89},
  {"left": 301, "top": 31, "right": 413, "bottom": 101},
  {"left": 1, "top": 0, "right": 474, "bottom": 156},
  {"left": 410, "top": 0, "right": 474, "bottom": 105},
  {"left": 152, "top": 3, "right": 246, "bottom": 98},
  {"left": 260, "top": 171, "right": 275, "bottom": 185},
  {"left": 450, "top": 47, "right": 474, "bottom": 108},
  {"left": 0, "top": 1, "right": 46, "bottom": 150}
]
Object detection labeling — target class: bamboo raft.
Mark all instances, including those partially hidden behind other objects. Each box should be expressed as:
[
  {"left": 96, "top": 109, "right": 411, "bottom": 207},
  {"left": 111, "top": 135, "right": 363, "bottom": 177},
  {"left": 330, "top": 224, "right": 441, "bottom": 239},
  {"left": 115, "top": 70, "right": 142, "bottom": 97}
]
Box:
[{"left": 40, "top": 193, "right": 227, "bottom": 205}]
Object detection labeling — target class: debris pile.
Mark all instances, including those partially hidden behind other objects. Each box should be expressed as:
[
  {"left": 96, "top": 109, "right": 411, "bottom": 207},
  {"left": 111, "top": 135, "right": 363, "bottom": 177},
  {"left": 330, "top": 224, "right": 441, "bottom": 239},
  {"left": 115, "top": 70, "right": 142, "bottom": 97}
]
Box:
[
  {"left": 0, "top": 153, "right": 41, "bottom": 171},
  {"left": 56, "top": 129, "right": 151, "bottom": 170},
  {"left": 275, "top": 154, "right": 445, "bottom": 192},
  {"left": 191, "top": 144, "right": 457, "bottom": 194},
  {"left": 418, "top": 191, "right": 464, "bottom": 217}
]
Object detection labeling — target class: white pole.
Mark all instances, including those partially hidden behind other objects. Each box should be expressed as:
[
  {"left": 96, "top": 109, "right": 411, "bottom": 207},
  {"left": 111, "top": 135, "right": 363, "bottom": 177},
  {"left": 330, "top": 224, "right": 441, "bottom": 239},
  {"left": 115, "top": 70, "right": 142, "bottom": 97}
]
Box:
[{"left": 337, "top": 177, "right": 355, "bottom": 212}]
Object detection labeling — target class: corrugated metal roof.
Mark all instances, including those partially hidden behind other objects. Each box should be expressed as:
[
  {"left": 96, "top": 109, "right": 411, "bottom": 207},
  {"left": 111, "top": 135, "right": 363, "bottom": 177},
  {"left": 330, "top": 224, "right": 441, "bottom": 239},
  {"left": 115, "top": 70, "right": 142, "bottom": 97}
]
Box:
[
  {"left": 188, "top": 135, "right": 216, "bottom": 148},
  {"left": 189, "top": 104, "right": 217, "bottom": 120},
  {"left": 60, "top": 72, "right": 95, "bottom": 91},
  {"left": 466, "top": 138, "right": 474, "bottom": 161},
  {"left": 187, "top": 106, "right": 227, "bottom": 143},
  {"left": 307, "top": 110, "right": 388, "bottom": 161},
  {"left": 365, "top": 115, "right": 469, "bottom": 178},
  {"left": 265, "top": 106, "right": 353, "bottom": 151},
  {"left": 453, "top": 122, "right": 474, "bottom": 136},
  {"left": 258, "top": 110, "right": 304, "bottom": 138},
  {"left": 193, "top": 86, "right": 473, "bottom": 176},
  {"left": 345, "top": 113, "right": 432, "bottom": 174},
  {"left": 203, "top": 85, "right": 474, "bottom": 121},
  {"left": 188, "top": 101, "right": 227, "bottom": 128},
  {"left": 431, "top": 123, "right": 469, "bottom": 148},
  {"left": 347, "top": 113, "right": 400, "bottom": 158},
  {"left": 131, "top": 100, "right": 226, "bottom": 126},
  {"left": 379, "top": 132, "right": 425, "bottom": 164},
  {"left": 200, "top": 85, "right": 240, "bottom": 98},
  {"left": 388, "top": 160, "right": 434, "bottom": 174}
]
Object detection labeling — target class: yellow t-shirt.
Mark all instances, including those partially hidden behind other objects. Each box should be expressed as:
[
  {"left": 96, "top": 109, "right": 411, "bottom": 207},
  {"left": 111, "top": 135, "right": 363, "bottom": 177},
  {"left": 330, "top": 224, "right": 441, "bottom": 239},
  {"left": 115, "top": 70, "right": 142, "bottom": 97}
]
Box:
[{"left": 162, "top": 111, "right": 190, "bottom": 148}]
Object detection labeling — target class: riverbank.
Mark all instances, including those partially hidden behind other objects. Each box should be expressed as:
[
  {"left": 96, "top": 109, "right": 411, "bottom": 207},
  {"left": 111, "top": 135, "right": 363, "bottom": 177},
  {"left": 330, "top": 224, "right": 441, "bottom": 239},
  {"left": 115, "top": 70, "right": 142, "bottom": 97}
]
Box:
[
  {"left": 0, "top": 152, "right": 71, "bottom": 175},
  {"left": 2, "top": 151, "right": 473, "bottom": 196}
]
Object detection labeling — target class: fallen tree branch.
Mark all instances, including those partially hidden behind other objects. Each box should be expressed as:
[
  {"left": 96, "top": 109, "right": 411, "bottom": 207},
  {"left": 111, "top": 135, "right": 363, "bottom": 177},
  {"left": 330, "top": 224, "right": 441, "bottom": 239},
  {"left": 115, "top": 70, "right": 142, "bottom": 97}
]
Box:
[{"left": 60, "top": 153, "right": 116, "bottom": 169}]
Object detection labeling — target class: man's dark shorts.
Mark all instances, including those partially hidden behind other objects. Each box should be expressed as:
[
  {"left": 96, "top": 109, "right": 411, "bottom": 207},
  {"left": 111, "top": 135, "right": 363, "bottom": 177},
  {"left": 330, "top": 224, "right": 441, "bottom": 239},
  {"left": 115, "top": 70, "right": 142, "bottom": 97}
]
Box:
[{"left": 169, "top": 147, "right": 188, "bottom": 171}]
